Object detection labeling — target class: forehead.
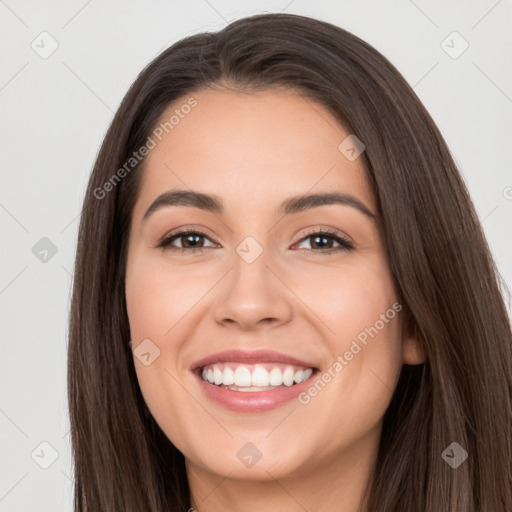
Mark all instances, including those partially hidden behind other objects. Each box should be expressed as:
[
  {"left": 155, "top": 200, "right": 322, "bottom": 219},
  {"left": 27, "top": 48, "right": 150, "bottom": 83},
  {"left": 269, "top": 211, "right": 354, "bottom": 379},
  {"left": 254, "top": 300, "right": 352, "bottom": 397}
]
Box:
[{"left": 133, "top": 87, "right": 375, "bottom": 218}]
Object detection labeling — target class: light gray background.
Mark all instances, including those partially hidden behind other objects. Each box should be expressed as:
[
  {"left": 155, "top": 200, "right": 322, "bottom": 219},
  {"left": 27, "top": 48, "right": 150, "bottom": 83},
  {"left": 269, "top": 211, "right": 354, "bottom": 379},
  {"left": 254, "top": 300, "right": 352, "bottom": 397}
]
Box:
[{"left": 1, "top": 1, "right": 511, "bottom": 510}]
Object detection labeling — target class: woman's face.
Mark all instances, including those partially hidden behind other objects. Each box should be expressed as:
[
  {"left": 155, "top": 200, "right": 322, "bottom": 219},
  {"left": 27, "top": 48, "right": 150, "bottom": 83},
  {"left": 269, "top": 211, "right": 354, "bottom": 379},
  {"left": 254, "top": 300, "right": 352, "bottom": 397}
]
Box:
[{"left": 125, "top": 87, "right": 423, "bottom": 483}]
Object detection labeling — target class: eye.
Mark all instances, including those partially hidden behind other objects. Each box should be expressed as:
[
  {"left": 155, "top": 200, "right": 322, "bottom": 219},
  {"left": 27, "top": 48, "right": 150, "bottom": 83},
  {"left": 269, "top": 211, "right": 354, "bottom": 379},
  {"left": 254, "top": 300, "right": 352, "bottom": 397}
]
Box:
[
  {"left": 156, "top": 229, "right": 217, "bottom": 252},
  {"left": 156, "top": 228, "right": 354, "bottom": 254},
  {"left": 292, "top": 229, "right": 354, "bottom": 253}
]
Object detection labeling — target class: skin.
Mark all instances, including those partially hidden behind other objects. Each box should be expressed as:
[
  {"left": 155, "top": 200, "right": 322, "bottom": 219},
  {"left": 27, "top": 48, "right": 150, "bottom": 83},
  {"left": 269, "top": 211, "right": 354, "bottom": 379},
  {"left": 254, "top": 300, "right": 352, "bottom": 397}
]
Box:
[{"left": 125, "top": 86, "right": 425, "bottom": 512}]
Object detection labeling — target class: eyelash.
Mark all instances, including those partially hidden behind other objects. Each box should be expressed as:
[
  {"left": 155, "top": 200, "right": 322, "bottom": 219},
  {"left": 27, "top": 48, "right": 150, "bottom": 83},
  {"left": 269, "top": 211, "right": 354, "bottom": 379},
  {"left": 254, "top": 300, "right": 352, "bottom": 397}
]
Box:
[{"left": 156, "top": 227, "right": 354, "bottom": 255}]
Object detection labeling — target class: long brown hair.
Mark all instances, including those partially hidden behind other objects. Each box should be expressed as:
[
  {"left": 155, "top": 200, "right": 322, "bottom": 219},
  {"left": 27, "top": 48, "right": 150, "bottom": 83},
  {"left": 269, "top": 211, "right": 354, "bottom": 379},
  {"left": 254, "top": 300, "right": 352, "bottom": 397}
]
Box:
[{"left": 68, "top": 13, "right": 512, "bottom": 511}]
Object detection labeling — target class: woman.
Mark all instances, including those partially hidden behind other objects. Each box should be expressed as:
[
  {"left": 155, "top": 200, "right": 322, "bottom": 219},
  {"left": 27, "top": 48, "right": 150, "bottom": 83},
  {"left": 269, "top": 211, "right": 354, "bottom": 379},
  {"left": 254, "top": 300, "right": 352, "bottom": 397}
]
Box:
[{"left": 67, "top": 13, "right": 512, "bottom": 511}]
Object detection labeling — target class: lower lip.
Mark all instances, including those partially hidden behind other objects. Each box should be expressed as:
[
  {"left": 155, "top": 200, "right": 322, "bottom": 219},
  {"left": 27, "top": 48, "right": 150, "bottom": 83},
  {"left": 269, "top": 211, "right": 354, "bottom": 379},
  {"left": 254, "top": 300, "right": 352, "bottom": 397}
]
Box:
[{"left": 193, "top": 370, "right": 317, "bottom": 413}]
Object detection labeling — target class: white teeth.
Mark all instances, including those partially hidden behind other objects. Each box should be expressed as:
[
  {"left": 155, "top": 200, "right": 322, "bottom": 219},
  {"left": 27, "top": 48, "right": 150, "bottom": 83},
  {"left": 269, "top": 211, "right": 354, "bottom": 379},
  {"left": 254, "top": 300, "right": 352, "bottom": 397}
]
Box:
[
  {"left": 251, "top": 367, "right": 270, "bottom": 386},
  {"left": 236, "top": 386, "right": 274, "bottom": 392},
  {"left": 302, "top": 368, "right": 313, "bottom": 381},
  {"left": 269, "top": 367, "right": 283, "bottom": 386},
  {"left": 223, "top": 367, "right": 235, "bottom": 385},
  {"left": 200, "top": 363, "right": 315, "bottom": 389},
  {"left": 213, "top": 367, "right": 223, "bottom": 385},
  {"left": 283, "top": 367, "right": 295, "bottom": 386},
  {"left": 234, "top": 366, "right": 252, "bottom": 387}
]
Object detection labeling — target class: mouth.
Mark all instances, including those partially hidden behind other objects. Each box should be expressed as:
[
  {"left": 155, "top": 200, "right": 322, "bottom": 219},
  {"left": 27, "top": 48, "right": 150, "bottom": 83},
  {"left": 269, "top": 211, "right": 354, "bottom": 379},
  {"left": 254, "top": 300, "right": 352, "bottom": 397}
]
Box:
[
  {"left": 191, "top": 349, "right": 319, "bottom": 412},
  {"left": 197, "top": 362, "right": 316, "bottom": 391}
]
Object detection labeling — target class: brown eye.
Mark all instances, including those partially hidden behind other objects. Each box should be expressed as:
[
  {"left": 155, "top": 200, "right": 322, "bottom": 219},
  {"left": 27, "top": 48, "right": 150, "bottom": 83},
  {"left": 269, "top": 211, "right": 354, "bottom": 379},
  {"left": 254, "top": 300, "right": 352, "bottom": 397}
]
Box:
[
  {"left": 157, "top": 230, "right": 216, "bottom": 251},
  {"left": 294, "top": 230, "right": 354, "bottom": 253},
  {"left": 156, "top": 228, "right": 353, "bottom": 254}
]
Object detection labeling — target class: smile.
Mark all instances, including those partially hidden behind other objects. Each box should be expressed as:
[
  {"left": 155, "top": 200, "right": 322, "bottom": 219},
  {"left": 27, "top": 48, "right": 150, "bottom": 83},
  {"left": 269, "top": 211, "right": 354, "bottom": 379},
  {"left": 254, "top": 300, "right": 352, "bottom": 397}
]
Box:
[
  {"left": 191, "top": 349, "right": 319, "bottom": 412},
  {"left": 200, "top": 362, "right": 314, "bottom": 391}
]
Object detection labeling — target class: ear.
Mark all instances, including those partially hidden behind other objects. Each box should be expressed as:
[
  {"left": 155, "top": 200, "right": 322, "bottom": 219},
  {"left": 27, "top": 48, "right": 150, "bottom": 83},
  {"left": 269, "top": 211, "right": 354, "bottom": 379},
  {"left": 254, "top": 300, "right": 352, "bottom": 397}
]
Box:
[
  {"left": 402, "top": 334, "right": 426, "bottom": 365},
  {"left": 401, "top": 319, "right": 426, "bottom": 365}
]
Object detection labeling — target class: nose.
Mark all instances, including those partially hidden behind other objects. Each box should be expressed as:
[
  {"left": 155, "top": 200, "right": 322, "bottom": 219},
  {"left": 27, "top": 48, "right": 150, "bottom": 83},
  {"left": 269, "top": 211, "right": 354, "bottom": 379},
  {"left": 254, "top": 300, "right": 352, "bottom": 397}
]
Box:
[{"left": 212, "top": 247, "right": 293, "bottom": 331}]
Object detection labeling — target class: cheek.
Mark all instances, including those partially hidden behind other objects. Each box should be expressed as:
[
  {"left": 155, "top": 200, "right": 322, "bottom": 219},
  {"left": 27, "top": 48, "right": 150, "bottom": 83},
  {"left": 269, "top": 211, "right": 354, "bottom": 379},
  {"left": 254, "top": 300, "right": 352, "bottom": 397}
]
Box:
[
  {"left": 291, "top": 257, "right": 403, "bottom": 415},
  {"left": 292, "top": 256, "right": 399, "bottom": 347},
  {"left": 125, "top": 254, "right": 212, "bottom": 344},
  {"left": 125, "top": 255, "right": 200, "bottom": 450},
  {"left": 125, "top": 252, "right": 220, "bottom": 440}
]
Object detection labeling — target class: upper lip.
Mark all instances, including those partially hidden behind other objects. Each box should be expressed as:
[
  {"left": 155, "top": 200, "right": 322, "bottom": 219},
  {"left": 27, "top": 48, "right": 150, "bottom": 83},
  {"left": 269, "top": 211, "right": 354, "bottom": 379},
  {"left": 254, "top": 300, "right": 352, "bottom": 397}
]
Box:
[{"left": 191, "top": 349, "right": 318, "bottom": 371}]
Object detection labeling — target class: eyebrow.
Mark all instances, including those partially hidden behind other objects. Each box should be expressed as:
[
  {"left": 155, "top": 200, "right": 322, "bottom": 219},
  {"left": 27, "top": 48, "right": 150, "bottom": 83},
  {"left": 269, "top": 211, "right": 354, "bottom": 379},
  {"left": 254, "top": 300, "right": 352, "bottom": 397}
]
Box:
[{"left": 142, "top": 189, "right": 378, "bottom": 222}]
